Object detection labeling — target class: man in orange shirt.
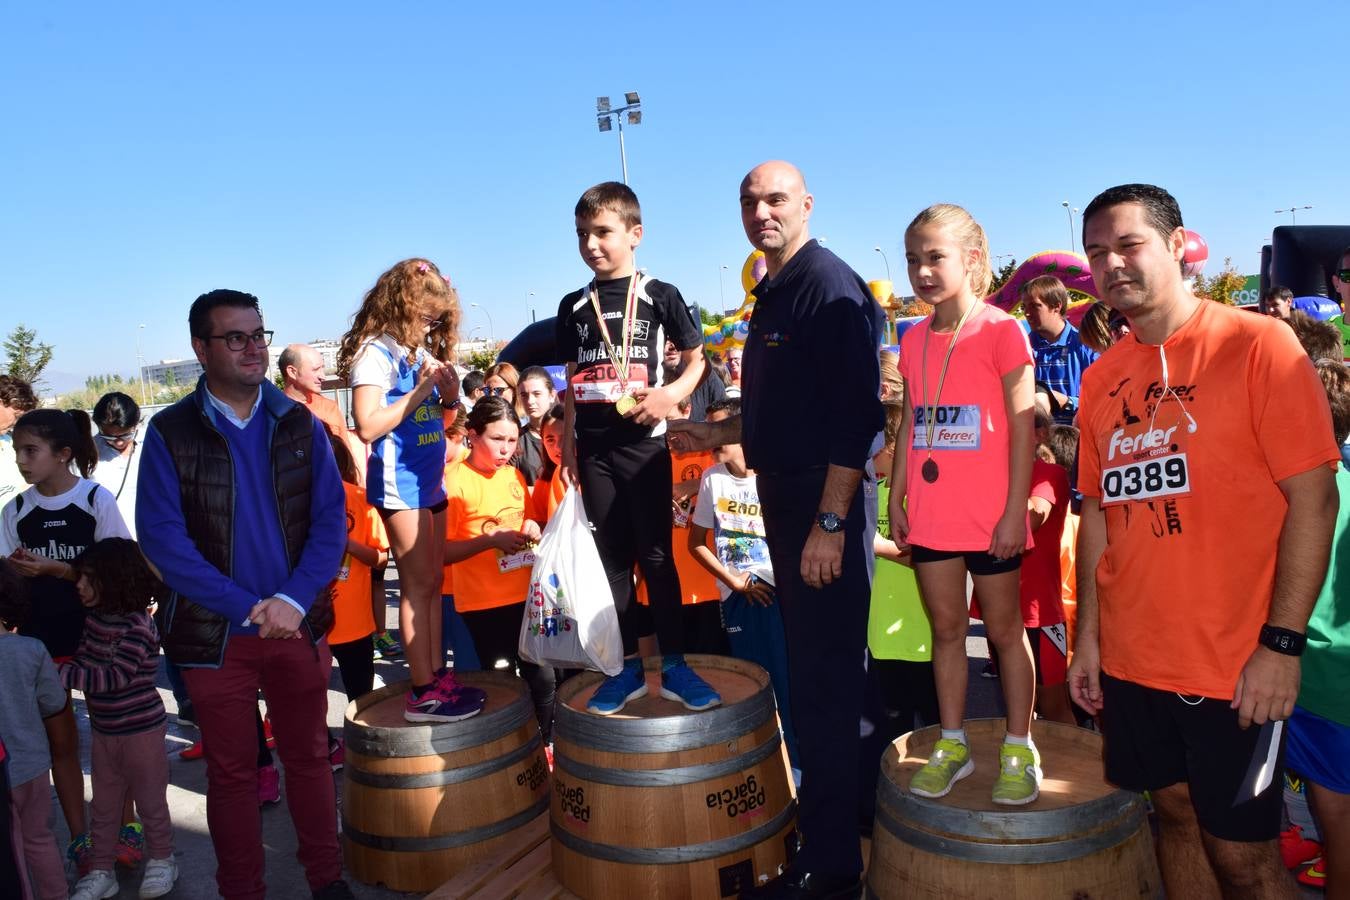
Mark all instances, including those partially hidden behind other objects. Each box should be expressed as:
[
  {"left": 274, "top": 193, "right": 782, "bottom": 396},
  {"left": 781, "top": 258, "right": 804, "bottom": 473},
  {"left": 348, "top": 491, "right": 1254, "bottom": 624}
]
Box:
[{"left": 1068, "top": 184, "right": 1340, "bottom": 899}]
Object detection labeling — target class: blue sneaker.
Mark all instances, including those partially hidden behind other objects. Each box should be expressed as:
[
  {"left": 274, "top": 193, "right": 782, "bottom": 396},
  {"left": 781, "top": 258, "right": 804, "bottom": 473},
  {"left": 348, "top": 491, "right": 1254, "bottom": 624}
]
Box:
[
  {"left": 586, "top": 659, "right": 648, "bottom": 715},
  {"left": 659, "top": 658, "right": 721, "bottom": 711}
]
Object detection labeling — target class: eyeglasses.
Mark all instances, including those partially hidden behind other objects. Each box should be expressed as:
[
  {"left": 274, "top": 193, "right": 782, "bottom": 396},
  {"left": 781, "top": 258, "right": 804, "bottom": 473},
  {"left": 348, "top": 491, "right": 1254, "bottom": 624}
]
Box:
[
  {"left": 483, "top": 386, "right": 510, "bottom": 396},
  {"left": 203, "top": 330, "right": 274, "bottom": 351},
  {"left": 96, "top": 429, "right": 137, "bottom": 445},
  {"left": 419, "top": 314, "right": 445, "bottom": 328},
  {"left": 1336, "top": 269, "right": 1350, "bottom": 283}
]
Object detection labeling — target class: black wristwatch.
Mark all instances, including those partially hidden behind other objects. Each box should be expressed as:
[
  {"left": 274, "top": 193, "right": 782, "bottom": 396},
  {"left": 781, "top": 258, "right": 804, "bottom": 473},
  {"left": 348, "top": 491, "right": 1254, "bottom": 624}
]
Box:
[
  {"left": 1258, "top": 624, "right": 1306, "bottom": 657},
  {"left": 815, "top": 512, "right": 845, "bottom": 534}
]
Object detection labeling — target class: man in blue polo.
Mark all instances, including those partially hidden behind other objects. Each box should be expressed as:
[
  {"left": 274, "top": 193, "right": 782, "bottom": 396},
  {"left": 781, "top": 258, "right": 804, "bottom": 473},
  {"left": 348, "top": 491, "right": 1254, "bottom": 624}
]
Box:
[{"left": 1022, "top": 275, "right": 1098, "bottom": 424}]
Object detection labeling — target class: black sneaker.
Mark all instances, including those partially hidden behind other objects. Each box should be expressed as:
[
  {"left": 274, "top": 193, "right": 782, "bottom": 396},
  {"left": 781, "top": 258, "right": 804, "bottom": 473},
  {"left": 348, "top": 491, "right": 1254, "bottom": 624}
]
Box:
[{"left": 312, "top": 879, "right": 357, "bottom": 900}]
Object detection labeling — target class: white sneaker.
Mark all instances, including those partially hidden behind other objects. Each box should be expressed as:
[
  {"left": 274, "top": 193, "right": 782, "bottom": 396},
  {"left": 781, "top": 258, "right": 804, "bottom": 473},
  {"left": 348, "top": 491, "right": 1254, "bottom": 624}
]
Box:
[
  {"left": 139, "top": 856, "right": 179, "bottom": 898},
  {"left": 71, "top": 868, "right": 119, "bottom": 900}
]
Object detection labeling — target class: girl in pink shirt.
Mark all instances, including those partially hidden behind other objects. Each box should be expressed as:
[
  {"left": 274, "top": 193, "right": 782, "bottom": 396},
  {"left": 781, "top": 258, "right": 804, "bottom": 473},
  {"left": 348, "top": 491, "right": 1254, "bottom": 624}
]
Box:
[{"left": 890, "top": 204, "right": 1040, "bottom": 805}]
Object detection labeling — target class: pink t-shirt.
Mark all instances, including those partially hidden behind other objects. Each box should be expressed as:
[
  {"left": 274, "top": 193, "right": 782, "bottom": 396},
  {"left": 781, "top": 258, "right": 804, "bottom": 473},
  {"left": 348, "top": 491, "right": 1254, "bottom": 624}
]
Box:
[{"left": 899, "top": 304, "right": 1032, "bottom": 550}]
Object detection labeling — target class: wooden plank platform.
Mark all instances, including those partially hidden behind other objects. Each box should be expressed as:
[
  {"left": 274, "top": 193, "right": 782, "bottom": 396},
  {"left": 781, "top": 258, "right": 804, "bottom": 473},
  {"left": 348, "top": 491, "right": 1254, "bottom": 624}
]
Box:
[{"left": 425, "top": 814, "right": 580, "bottom": 900}]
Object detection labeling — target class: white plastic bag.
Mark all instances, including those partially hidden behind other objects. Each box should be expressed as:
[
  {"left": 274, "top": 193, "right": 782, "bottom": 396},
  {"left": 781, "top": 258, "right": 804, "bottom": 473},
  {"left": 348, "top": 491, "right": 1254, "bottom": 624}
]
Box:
[{"left": 518, "top": 486, "right": 623, "bottom": 676}]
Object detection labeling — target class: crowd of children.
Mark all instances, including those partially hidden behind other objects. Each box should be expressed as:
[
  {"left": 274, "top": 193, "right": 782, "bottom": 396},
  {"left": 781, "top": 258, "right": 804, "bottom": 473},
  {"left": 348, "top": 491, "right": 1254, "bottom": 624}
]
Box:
[{"left": 1, "top": 183, "right": 1347, "bottom": 900}]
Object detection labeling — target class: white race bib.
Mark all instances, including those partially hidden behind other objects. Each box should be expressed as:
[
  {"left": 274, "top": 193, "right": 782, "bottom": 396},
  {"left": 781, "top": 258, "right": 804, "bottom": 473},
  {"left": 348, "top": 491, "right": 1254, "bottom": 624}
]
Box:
[
  {"left": 570, "top": 363, "right": 650, "bottom": 404},
  {"left": 912, "top": 404, "right": 982, "bottom": 451},
  {"left": 1098, "top": 422, "right": 1193, "bottom": 507},
  {"left": 497, "top": 549, "right": 536, "bottom": 573}
]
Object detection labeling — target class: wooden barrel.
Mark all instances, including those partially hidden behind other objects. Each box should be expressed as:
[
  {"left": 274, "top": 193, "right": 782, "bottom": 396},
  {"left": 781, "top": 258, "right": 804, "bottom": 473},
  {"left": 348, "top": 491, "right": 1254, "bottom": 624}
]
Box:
[
  {"left": 551, "top": 655, "right": 798, "bottom": 899},
  {"left": 342, "top": 673, "right": 550, "bottom": 892},
  {"left": 867, "top": 718, "right": 1160, "bottom": 899}
]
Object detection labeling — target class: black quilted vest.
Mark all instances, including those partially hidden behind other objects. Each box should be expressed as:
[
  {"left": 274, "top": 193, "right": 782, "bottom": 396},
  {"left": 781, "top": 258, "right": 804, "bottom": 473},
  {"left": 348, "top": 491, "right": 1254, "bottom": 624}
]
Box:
[{"left": 150, "top": 380, "right": 333, "bottom": 666}]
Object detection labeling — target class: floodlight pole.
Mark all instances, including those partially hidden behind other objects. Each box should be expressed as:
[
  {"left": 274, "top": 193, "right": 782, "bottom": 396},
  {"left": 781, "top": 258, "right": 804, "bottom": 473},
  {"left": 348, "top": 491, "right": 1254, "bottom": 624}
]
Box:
[{"left": 596, "top": 93, "right": 641, "bottom": 185}]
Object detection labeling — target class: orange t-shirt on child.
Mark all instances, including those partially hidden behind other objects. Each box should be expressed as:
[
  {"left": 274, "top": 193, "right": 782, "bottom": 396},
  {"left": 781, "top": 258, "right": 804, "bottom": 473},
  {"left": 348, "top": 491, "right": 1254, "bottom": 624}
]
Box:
[
  {"left": 328, "top": 481, "right": 390, "bottom": 645},
  {"left": 447, "top": 461, "right": 537, "bottom": 613},
  {"left": 898, "top": 305, "right": 1034, "bottom": 550},
  {"left": 1077, "top": 300, "right": 1339, "bottom": 699},
  {"left": 637, "top": 448, "right": 721, "bottom": 606},
  {"left": 531, "top": 469, "right": 567, "bottom": 525}
]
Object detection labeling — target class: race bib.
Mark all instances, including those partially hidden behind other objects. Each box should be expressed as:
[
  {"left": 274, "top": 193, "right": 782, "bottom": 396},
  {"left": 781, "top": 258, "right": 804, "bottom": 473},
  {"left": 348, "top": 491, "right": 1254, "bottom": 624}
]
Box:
[
  {"left": 1098, "top": 422, "right": 1192, "bottom": 507},
  {"left": 570, "top": 363, "right": 650, "bottom": 404},
  {"left": 912, "top": 405, "right": 982, "bottom": 451},
  {"left": 497, "top": 548, "right": 536, "bottom": 573}
]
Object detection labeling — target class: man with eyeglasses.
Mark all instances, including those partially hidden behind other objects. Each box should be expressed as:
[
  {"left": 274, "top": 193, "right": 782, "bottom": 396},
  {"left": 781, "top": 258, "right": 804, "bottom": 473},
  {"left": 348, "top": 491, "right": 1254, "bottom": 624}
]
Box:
[
  {"left": 1069, "top": 184, "right": 1340, "bottom": 898},
  {"left": 0, "top": 375, "right": 39, "bottom": 508},
  {"left": 137, "top": 290, "right": 352, "bottom": 900}
]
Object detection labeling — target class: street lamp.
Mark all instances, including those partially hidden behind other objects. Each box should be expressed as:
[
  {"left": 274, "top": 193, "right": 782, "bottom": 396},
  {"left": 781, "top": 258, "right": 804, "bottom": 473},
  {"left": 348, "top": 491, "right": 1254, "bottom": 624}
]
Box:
[
  {"left": 470, "top": 303, "right": 495, "bottom": 346},
  {"left": 873, "top": 247, "right": 892, "bottom": 281},
  {"left": 1275, "top": 205, "right": 1313, "bottom": 224},
  {"left": 718, "top": 265, "right": 728, "bottom": 309},
  {"left": 527, "top": 291, "right": 536, "bottom": 324},
  {"left": 136, "top": 324, "right": 147, "bottom": 404},
  {"left": 596, "top": 92, "right": 642, "bottom": 185},
  {"left": 1061, "top": 201, "right": 1079, "bottom": 253}
]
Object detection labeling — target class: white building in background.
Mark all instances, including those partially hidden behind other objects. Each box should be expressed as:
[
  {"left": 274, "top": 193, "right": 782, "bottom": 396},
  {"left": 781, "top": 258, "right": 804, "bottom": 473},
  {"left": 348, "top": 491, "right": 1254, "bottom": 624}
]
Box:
[{"left": 141, "top": 336, "right": 489, "bottom": 388}]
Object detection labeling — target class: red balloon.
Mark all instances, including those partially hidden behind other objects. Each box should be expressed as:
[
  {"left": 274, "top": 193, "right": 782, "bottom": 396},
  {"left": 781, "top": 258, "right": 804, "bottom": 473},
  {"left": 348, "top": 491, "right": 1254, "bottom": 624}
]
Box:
[{"left": 1182, "top": 229, "right": 1209, "bottom": 277}]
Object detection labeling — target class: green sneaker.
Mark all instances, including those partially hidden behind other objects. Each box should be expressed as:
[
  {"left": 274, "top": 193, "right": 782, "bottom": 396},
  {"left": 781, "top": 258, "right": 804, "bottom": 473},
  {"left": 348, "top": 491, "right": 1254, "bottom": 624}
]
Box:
[
  {"left": 992, "top": 741, "right": 1042, "bottom": 806},
  {"left": 909, "top": 738, "right": 974, "bottom": 798}
]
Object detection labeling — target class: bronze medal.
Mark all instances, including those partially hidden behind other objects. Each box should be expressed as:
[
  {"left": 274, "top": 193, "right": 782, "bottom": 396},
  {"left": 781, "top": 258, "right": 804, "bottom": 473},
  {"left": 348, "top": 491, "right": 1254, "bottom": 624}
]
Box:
[{"left": 921, "top": 458, "right": 939, "bottom": 484}]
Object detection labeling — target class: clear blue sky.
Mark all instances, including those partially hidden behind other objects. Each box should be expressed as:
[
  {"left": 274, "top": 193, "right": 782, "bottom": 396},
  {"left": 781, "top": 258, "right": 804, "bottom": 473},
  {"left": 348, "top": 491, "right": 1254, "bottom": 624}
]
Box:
[{"left": 2, "top": 1, "right": 1345, "bottom": 391}]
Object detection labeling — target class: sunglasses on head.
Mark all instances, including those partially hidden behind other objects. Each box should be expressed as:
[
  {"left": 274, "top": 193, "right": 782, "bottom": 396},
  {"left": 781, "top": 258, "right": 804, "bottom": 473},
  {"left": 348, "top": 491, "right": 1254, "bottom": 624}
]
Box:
[{"left": 1108, "top": 317, "right": 1129, "bottom": 332}]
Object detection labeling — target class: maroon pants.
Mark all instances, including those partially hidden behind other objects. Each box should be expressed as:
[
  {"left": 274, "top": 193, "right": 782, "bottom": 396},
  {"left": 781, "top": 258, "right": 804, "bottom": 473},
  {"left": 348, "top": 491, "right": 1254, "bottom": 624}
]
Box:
[
  {"left": 89, "top": 725, "right": 173, "bottom": 871},
  {"left": 183, "top": 635, "right": 339, "bottom": 899}
]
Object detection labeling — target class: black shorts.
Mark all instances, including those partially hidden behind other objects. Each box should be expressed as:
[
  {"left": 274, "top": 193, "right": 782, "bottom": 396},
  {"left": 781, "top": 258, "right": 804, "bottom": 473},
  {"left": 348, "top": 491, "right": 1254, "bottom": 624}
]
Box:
[
  {"left": 908, "top": 544, "right": 1021, "bottom": 576},
  {"left": 376, "top": 497, "right": 449, "bottom": 518},
  {"left": 1100, "top": 672, "right": 1286, "bottom": 842}
]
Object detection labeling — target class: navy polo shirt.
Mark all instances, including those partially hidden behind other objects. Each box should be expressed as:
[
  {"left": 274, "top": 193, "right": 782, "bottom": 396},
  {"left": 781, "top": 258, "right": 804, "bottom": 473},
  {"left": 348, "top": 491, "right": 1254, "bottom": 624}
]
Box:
[{"left": 742, "top": 240, "right": 884, "bottom": 475}]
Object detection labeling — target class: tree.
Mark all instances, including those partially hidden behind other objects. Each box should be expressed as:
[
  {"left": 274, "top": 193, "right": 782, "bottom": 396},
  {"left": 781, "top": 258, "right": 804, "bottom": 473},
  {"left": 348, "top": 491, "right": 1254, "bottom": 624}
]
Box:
[
  {"left": 463, "top": 347, "right": 499, "bottom": 371},
  {"left": 3, "top": 324, "right": 54, "bottom": 389},
  {"left": 988, "top": 258, "right": 1018, "bottom": 295},
  {"left": 1192, "top": 257, "right": 1245, "bottom": 306}
]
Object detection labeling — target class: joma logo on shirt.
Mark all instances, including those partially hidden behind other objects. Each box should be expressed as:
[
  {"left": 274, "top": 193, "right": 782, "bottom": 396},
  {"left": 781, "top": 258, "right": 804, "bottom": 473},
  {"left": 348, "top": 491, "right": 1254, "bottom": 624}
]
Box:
[{"left": 43, "top": 520, "right": 68, "bottom": 527}]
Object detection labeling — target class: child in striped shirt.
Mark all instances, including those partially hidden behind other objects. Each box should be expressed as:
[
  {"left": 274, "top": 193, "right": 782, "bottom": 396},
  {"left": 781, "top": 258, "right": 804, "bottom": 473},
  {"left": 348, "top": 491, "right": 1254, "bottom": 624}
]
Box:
[{"left": 62, "top": 538, "right": 177, "bottom": 900}]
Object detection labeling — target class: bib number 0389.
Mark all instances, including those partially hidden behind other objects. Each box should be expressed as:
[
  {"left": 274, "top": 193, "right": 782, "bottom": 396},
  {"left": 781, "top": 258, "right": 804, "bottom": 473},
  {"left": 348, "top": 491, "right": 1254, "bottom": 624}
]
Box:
[{"left": 1101, "top": 454, "right": 1190, "bottom": 504}]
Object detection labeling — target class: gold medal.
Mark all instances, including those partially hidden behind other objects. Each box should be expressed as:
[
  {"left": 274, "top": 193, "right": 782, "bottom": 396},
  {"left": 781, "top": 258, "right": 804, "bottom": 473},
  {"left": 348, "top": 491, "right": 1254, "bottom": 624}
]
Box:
[{"left": 615, "top": 394, "right": 637, "bottom": 416}]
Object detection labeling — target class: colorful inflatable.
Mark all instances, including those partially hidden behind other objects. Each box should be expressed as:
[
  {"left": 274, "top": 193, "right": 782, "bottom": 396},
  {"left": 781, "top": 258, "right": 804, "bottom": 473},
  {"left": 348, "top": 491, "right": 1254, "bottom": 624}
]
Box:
[
  {"left": 985, "top": 250, "right": 1100, "bottom": 322},
  {"left": 704, "top": 250, "right": 766, "bottom": 356}
]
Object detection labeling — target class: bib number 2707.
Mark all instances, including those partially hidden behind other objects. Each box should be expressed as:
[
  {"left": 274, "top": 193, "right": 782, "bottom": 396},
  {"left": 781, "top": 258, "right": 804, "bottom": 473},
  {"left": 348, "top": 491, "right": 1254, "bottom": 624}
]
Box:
[{"left": 1100, "top": 454, "right": 1190, "bottom": 505}]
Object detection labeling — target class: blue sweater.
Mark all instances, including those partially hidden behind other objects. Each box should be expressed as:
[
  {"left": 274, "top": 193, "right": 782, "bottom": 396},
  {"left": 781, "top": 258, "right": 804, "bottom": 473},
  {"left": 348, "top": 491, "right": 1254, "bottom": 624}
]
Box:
[{"left": 137, "top": 384, "right": 346, "bottom": 633}]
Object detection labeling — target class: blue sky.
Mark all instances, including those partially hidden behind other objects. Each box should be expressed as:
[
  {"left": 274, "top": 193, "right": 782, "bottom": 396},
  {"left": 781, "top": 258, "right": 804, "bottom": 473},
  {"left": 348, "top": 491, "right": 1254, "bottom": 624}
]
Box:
[{"left": 2, "top": 1, "right": 1345, "bottom": 390}]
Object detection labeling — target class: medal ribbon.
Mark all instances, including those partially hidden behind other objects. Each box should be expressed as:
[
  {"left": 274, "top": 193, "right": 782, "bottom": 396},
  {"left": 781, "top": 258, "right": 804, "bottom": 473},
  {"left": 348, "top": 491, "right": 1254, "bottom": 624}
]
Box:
[
  {"left": 921, "top": 299, "right": 981, "bottom": 458},
  {"left": 587, "top": 273, "right": 640, "bottom": 396}
]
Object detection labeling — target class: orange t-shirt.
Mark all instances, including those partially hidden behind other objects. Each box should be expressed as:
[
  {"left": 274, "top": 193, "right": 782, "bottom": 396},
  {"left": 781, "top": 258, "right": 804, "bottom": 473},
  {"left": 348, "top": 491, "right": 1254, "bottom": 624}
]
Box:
[
  {"left": 447, "top": 460, "right": 536, "bottom": 613},
  {"left": 441, "top": 445, "right": 470, "bottom": 597},
  {"left": 1077, "top": 300, "right": 1339, "bottom": 698},
  {"left": 305, "top": 393, "right": 367, "bottom": 488},
  {"left": 328, "top": 481, "right": 389, "bottom": 645},
  {"left": 637, "top": 449, "right": 721, "bottom": 606},
  {"left": 898, "top": 305, "right": 1034, "bottom": 550},
  {"left": 531, "top": 470, "right": 567, "bottom": 525}
]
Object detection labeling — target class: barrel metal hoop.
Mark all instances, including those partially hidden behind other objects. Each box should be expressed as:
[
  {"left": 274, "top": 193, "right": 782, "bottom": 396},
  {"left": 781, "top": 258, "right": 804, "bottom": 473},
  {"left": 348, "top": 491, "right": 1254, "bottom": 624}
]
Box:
[
  {"left": 345, "top": 734, "right": 542, "bottom": 789},
  {"left": 550, "top": 799, "right": 797, "bottom": 865},
  {"left": 555, "top": 690, "right": 775, "bottom": 753},
  {"left": 345, "top": 699, "right": 532, "bottom": 758},
  {"left": 342, "top": 795, "right": 548, "bottom": 852},
  {"left": 872, "top": 802, "right": 1146, "bottom": 865},
  {"left": 876, "top": 772, "right": 1144, "bottom": 842},
  {"left": 555, "top": 733, "right": 782, "bottom": 787}
]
